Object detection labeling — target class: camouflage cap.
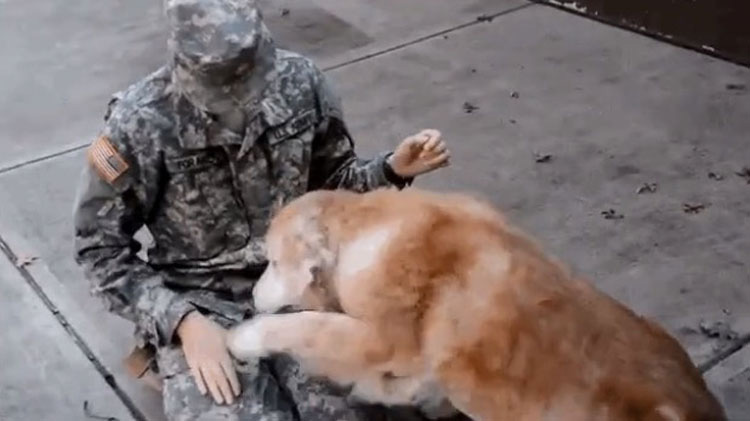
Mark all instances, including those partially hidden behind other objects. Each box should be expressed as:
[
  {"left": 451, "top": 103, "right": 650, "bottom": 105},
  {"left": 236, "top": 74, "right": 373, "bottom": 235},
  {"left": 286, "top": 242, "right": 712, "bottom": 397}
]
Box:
[{"left": 166, "top": 0, "right": 277, "bottom": 112}]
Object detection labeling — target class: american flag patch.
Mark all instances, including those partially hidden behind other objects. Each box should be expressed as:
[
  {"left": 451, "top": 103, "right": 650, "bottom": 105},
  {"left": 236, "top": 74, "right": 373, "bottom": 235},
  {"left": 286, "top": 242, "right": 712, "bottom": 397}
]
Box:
[{"left": 87, "top": 135, "right": 129, "bottom": 184}]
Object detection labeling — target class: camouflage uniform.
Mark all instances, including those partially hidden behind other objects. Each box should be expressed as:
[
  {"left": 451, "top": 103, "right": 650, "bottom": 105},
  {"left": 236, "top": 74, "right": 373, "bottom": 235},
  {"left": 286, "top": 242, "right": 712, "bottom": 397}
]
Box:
[{"left": 72, "top": 0, "right": 455, "bottom": 420}]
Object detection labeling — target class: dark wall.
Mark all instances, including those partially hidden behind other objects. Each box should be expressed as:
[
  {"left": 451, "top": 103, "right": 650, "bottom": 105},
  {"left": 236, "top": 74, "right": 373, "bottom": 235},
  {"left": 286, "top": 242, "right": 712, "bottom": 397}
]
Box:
[{"left": 534, "top": 0, "right": 750, "bottom": 67}]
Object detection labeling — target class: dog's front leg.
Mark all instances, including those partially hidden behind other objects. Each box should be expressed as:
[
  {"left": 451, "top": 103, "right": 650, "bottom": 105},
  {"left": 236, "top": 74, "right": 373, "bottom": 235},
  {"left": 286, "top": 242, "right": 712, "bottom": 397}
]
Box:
[
  {"left": 227, "top": 312, "right": 451, "bottom": 411},
  {"left": 227, "top": 311, "right": 395, "bottom": 384}
]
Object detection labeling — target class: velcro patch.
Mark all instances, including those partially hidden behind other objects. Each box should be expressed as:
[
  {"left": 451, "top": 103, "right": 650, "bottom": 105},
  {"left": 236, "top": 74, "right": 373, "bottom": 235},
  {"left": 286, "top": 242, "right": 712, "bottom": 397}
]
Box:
[
  {"left": 268, "top": 110, "right": 315, "bottom": 144},
  {"left": 164, "top": 150, "right": 226, "bottom": 173},
  {"left": 87, "top": 135, "right": 129, "bottom": 184}
]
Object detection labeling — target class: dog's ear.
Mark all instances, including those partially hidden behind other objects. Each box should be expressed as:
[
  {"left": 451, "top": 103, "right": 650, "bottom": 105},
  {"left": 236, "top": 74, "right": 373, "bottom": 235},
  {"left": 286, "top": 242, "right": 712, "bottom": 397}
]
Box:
[
  {"left": 298, "top": 212, "right": 337, "bottom": 269},
  {"left": 301, "top": 252, "right": 330, "bottom": 284},
  {"left": 305, "top": 257, "right": 343, "bottom": 312},
  {"left": 314, "top": 242, "right": 336, "bottom": 268},
  {"left": 309, "top": 264, "right": 324, "bottom": 287}
]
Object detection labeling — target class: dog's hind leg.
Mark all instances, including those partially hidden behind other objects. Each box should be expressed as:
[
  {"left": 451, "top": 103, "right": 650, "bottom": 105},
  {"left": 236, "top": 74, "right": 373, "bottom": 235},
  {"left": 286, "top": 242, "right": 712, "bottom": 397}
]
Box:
[{"left": 350, "top": 374, "right": 460, "bottom": 419}]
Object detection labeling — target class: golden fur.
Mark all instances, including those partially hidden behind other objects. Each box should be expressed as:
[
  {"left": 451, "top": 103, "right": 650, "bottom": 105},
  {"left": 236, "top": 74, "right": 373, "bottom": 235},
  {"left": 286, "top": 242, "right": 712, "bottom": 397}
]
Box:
[{"left": 227, "top": 187, "right": 726, "bottom": 421}]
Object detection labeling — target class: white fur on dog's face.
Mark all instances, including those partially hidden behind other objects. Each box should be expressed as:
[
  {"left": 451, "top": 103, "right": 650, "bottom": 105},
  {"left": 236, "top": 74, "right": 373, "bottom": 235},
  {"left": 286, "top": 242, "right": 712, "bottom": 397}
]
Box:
[
  {"left": 253, "top": 214, "right": 325, "bottom": 314},
  {"left": 252, "top": 262, "right": 286, "bottom": 314},
  {"left": 252, "top": 256, "right": 316, "bottom": 313}
]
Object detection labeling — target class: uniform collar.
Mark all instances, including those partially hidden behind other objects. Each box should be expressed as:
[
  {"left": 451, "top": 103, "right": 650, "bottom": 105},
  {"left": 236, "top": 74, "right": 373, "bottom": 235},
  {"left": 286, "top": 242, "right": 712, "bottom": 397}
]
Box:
[
  {"left": 169, "top": 41, "right": 279, "bottom": 153},
  {"left": 171, "top": 72, "right": 274, "bottom": 157}
]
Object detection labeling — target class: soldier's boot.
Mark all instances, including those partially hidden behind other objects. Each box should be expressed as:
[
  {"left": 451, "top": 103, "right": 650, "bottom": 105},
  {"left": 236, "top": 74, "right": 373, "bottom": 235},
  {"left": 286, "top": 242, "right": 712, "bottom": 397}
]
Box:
[{"left": 123, "top": 344, "right": 163, "bottom": 392}]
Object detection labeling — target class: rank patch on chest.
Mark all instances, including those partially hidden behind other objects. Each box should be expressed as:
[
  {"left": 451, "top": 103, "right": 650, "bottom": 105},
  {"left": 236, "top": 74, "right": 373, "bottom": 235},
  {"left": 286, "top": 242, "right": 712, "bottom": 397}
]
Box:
[{"left": 87, "top": 135, "right": 129, "bottom": 184}]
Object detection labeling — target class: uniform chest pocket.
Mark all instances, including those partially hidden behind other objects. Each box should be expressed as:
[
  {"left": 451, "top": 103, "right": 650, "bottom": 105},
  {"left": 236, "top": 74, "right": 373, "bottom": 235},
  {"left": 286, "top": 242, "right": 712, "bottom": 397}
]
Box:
[
  {"left": 159, "top": 149, "right": 250, "bottom": 259},
  {"left": 264, "top": 110, "right": 316, "bottom": 196}
]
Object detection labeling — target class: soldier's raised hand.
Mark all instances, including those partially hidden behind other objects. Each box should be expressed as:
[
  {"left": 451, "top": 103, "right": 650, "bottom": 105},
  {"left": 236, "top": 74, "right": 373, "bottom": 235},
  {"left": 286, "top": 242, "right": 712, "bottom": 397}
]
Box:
[
  {"left": 177, "top": 311, "right": 242, "bottom": 404},
  {"left": 388, "top": 129, "right": 451, "bottom": 178}
]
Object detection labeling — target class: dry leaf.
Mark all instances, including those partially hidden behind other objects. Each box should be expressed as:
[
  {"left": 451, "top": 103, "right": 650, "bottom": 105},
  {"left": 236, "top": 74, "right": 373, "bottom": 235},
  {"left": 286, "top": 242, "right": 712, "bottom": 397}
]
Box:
[
  {"left": 636, "top": 182, "right": 658, "bottom": 194},
  {"left": 601, "top": 209, "right": 624, "bottom": 220},
  {"left": 16, "top": 254, "right": 38, "bottom": 268},
  {"left": 736, "top": 167, "right": 750, "bottom": 184},
  {"left": 534, "top": 152, "right": 552, "bottom": 163},
  {"left": 462, "top": 102, "right": 479, "bottom": 113},
  {"left": 683, "top": 203, "right": 706, "bottom": 214}
]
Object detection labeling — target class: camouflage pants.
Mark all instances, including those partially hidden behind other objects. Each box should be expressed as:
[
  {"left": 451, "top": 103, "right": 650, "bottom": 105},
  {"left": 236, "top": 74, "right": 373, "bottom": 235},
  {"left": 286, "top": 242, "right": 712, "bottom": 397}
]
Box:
[{"left": 156, "top": 313, "right": 462, "bottom": 421}]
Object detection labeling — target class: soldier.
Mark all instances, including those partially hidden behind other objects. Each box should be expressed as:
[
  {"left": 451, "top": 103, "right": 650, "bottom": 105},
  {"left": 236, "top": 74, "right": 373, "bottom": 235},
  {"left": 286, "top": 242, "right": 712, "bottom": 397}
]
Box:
[{"left": 73, "top": 0, "right": 455, "bottom": 420}]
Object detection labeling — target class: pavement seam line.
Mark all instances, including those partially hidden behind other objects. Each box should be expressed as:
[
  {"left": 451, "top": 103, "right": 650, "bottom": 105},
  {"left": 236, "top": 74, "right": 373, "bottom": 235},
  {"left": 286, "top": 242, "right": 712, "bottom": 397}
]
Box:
[
  {"left": 529, "top": 0, "right": 750, "bottom": 68},
  {"left": 698, "top": 333, "right": 750, "bottom": 374},
  {"left": 323, "top": 3, "right": 535, "bottom": 72},
  {"left": 0, "top": 235, "right": 149, "bottom": 421},
  {"left": 0, "top": 3, "right": 536, "bottom": 176},
  {"left": 0, "top": 144, "right": 88, "bottom": 176}
]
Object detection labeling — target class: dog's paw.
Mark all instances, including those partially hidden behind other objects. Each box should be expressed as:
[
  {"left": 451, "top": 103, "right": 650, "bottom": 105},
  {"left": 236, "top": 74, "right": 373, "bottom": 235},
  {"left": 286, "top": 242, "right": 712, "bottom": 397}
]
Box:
[
  {"left": 418, "top": 398, "right": 460, "bottom": 420},
  {"left": 408, "top": 379, "right": 460, "bottom": 419},
  {"left": 226, "top": 319, "right": 268, "bottom": 361},
  {"left": 344, "top": 390, "right": 370, "bottom": 407}
]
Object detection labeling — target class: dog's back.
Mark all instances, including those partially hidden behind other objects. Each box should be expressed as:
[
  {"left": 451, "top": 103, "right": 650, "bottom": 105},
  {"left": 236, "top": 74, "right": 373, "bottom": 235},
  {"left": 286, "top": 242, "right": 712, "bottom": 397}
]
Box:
[
  {"left": 268, "top": 188, "right": 726, "bottom": 420},
  {"left": 309, "top": 188, "right": 725, "bottom": 420}
]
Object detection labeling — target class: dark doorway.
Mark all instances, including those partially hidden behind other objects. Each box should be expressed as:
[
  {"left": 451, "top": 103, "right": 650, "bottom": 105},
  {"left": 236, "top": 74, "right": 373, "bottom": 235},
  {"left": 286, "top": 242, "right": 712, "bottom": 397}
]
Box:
[{"left": 534, "top": 0, "right": 750, "bottom": 67}]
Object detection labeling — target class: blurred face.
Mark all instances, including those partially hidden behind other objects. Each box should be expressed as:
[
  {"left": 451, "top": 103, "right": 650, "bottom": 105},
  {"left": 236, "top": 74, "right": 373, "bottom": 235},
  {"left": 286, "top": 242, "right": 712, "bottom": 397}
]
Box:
[
  {"left": 171, "top": 56, "right": 253, "bottom": 114},
  {"left": 173, "top": 51, "right": 256, "bottom": 87}
]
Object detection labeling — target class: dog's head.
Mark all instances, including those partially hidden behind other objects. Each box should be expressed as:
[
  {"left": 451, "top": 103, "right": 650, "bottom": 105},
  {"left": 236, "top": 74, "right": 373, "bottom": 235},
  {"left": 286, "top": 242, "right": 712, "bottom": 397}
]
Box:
[{"left": 252, "top": 193, "right": 338, "bottom": 314}]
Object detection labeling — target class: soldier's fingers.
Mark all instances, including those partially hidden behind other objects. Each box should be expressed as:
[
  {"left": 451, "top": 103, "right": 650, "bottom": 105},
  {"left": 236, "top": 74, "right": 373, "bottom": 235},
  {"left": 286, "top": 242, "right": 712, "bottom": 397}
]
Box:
[
  {"left": 208, "top": 362, "right": 234, "bottom": 404},
  {"left": 217, "top": 375, "right": 235, "bottom": 405},
  {"left": 202, "top": 367, "right": 226, "bottom": 405},
  {"left": 430, "top": 141, "right": 447, "bottom": 154},
  {"left": 411, "top": 133, "right": 430, "bottom": 147},
  {"left": 426, "top": 152, "right": 451, "bottom": 168},
  {"left": 211, "top": 361, "right": 236, "bottom": 404},
  {"left": 189, "top": 365, "right": 208, "bottom": 396},
  {"left": 419, "top": 129, "right": 441, "bottom": 140},
  {"left": 423, "top": 136, "right": 441, "bottom": 152},
  {"left": 418, "top": 142, "right": 445, "bottom": 158},
  {"left": 404, "top": 138, "right": 426, "bottom": 156},
  {"left": 220, "top": 358, "right": 242, "bottom": 397},
  {"left": 397, "top": 135, "right": 417, "bottom": 151}
]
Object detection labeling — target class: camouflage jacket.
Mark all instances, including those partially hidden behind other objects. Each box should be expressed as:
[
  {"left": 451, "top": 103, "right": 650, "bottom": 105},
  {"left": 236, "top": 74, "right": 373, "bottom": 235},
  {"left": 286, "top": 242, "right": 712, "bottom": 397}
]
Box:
[{"left": 73, "top": 50, "right": 410, "bottom": 348}]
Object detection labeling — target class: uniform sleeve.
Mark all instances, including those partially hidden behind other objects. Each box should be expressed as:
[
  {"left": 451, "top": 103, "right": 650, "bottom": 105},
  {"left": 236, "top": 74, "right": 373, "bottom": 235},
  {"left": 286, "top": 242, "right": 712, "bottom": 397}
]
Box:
[
  {"left": 307, "top": 70, "right": 413, "bottom": 192},
  {"left": 72, "top": 111, "right": 195, "bottom": 348}
]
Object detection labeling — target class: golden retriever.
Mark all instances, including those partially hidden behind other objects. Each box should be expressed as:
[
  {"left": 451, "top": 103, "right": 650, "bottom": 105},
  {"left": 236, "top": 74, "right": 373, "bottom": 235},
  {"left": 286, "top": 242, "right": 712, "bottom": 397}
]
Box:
[{"left": 227, "top": 187, "right": 726, "bottom": 421}]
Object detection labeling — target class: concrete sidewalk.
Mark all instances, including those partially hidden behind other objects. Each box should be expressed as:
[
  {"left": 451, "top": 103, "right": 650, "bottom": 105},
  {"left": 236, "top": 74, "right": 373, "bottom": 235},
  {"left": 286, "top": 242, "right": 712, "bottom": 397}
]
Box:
[{"left": 1, "top": 1, "right": 748, "bottom": 420}]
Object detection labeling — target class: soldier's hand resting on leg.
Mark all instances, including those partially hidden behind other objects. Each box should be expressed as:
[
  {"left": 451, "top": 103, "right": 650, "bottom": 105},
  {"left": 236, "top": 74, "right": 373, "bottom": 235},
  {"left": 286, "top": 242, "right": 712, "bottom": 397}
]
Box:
[{"left": 177, "top": 311, "right": 242, "bottom": 404}]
